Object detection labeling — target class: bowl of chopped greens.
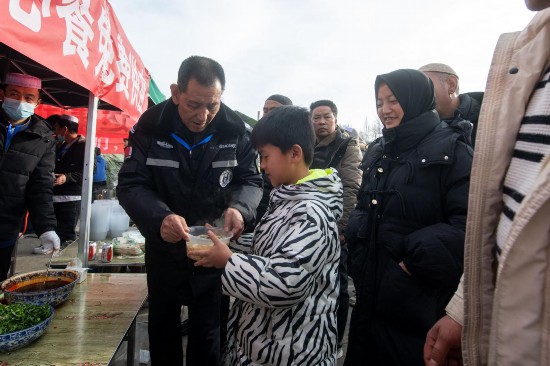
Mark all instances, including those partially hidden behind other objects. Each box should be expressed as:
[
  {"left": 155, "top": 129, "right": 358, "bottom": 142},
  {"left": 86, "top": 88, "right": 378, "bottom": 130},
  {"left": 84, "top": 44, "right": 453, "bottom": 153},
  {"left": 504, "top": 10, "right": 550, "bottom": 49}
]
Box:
[
  {"left": 1, "top": 269, "right": 80, "bottom": 306},
  {"left": 0, "top": 303, "right": 54, "bottom": 352},
  {"left": 186, "top": 226, "right": 232, "bottom": 261}
]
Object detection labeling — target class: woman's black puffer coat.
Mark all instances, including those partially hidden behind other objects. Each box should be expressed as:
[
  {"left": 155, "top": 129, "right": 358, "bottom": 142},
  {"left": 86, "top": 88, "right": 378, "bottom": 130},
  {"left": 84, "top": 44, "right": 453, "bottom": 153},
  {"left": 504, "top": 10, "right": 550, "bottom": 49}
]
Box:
[{"left": 344, "top": 69, "right": 473, "bottom": 366}]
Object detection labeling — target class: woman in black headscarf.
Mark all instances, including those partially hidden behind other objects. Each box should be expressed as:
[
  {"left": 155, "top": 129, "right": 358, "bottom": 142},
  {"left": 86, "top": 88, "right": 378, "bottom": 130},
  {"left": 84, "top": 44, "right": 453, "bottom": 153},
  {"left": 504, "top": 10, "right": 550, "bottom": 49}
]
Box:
[{"left": 343, "top": 69, "right": 473, "bottom": 366}]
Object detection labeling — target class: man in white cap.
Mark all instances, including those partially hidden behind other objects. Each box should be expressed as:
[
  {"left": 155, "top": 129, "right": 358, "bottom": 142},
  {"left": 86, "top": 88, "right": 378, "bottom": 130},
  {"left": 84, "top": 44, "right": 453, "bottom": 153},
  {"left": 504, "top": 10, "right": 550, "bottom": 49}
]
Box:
[
  {"left": 419, "top": 63, "right": 484, "bottom": 146},
  {"left": 262, "top": 94, "right": 293, "bottom": 116},
  {"left": 43, "top": 114, "right": 87, "bottom": 249},
  {"left": 0, "top": 72, "right": 60, "bottom": 277}
]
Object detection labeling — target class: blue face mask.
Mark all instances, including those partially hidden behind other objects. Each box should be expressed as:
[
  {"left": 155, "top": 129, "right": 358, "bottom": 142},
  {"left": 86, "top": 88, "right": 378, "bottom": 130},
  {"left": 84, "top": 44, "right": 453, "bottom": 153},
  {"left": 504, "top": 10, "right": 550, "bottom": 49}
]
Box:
[
  {"left": 2, "top": 98, "right": 36, "bottom": 122},
  {"left": 56, "top": 134, "right": 65, "bottom": 143}
]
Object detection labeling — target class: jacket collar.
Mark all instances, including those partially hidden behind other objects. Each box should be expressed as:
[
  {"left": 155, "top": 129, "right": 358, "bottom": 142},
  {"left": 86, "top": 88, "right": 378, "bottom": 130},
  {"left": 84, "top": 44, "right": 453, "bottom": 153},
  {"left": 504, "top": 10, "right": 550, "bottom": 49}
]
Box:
[
  {"left": 1, "top": 113, "right": 53, "bottom": 139},
  {"left": 456, "top": 93, "right": 482, "bottom": 122},
  {"left": 382, "top": 110, "right": 440, "bottom": 155},
  {"left": 316, "top": 128, "right": 340, "bottom": 147}
]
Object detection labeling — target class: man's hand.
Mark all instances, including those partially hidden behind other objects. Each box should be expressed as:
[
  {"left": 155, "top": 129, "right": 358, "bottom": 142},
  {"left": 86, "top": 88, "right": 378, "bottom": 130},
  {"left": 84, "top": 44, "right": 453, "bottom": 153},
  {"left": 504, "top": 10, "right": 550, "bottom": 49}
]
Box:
[
  {"left": 224, "top": 208, "right": 244, "bottom": 239},
  {"left": 424, "top": 315, "right": 463, "bottom": 366},
  {"left": 160, "top": 214, "right": 189, "bottom": 243},
  {"left": 193, "top": 230, "right": 233, "bottom": 268},
  {"left": 54, "top": 174, "right": 66, "bottom": 186}
]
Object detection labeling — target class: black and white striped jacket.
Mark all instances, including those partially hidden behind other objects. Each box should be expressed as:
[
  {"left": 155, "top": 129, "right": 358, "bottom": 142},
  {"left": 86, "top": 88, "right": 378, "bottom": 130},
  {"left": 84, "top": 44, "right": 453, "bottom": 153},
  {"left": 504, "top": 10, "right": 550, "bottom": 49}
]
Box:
[{"left": 223, "top": 169, "right": 343, "bottom": 365}]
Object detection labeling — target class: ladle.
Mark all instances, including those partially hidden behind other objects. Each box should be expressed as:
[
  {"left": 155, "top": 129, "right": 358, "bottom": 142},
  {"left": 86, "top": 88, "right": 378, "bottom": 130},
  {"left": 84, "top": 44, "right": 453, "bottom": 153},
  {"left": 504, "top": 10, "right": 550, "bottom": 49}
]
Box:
[{"left": 43, "top": 249, "right": 56, "bottom": 290}]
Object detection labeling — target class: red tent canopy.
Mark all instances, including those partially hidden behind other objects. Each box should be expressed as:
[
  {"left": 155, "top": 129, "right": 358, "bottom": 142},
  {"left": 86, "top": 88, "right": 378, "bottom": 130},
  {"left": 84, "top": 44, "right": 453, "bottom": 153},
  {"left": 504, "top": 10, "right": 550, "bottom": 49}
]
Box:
[
  {"left": 0, "top": 0, "right": 150, "bottom": 121},
  {"left": 0, "top": 0, "right": 154, "bottom": 266}
]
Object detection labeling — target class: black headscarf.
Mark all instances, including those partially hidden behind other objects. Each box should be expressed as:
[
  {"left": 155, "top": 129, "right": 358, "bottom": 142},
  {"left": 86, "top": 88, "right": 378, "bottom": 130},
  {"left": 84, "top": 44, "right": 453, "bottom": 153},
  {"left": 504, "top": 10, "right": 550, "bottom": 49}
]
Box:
[{"left": 375, "top": 69, "right": 436, "bottom": 124}]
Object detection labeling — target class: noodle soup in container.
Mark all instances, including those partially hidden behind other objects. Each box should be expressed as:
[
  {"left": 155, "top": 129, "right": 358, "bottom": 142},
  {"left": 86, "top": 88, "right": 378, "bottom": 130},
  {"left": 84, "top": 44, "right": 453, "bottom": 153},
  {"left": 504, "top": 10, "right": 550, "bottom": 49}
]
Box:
[{"left": 186, "top": 226, "right": 232, "bottom": 261}]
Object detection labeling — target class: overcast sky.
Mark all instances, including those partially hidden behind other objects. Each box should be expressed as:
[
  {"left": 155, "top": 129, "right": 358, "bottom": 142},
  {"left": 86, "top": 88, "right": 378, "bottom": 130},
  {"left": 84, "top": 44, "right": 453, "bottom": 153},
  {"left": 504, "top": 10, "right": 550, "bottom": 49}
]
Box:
[{"left": 110, "top": 0, "right": 536, "bottom": 131}]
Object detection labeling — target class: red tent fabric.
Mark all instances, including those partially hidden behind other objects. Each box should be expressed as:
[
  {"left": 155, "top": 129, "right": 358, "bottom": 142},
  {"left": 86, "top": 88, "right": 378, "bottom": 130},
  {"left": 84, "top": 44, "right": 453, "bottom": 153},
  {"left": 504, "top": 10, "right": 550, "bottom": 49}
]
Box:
[
  {"left": 0, "top": 0, "right": 150, "bottom": 122},
  {"left": 35, "top": 105, "right": 132, "bottom": 154}
]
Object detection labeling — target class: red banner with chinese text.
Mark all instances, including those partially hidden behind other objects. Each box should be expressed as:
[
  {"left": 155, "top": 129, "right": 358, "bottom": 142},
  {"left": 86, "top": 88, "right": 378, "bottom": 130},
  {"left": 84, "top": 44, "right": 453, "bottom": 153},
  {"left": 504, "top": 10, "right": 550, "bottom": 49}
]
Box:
[
  {"left": 0, "top": 0, "right": 149, "bottom": 122},
  {"left": 36, "top": 104, "right": 133, "bottom": 154}
]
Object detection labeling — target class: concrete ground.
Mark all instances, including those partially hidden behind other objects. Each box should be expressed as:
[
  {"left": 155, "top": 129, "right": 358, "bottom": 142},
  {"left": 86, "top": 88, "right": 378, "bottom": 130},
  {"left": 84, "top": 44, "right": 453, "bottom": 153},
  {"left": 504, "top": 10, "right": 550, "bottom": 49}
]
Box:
[{"left": 11, "top": 235, "right": 354, "bottom": 365}]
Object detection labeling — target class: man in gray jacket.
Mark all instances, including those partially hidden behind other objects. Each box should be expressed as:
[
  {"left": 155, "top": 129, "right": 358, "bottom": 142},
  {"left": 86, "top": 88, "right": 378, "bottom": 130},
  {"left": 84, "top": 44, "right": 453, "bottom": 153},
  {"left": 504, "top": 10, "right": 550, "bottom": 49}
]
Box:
[{"left": 310, "top": 99, "right": 362, "bottom": 358}]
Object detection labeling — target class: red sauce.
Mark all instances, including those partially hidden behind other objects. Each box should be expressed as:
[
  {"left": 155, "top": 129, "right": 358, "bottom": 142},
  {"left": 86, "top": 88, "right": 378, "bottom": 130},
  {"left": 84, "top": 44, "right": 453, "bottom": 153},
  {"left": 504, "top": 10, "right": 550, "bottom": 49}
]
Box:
[{"left": 9, "top": 279, "right": 72, "bottom": 293}]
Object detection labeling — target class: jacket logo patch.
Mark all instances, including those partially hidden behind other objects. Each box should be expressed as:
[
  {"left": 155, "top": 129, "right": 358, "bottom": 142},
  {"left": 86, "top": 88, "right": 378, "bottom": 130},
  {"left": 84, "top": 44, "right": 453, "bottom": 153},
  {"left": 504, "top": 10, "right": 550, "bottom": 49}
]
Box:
[
  {"left": 219, "top": 169, "right": 233, "bottom": 188},
  {"left": 124, "top": 146, "right": 132, "bottom": 160},
  {"left": 218, "top": 143, "right": 236, "bottom": 149},
  {"left": 156, "top": 140, "right": 174, "bottom": 149}
]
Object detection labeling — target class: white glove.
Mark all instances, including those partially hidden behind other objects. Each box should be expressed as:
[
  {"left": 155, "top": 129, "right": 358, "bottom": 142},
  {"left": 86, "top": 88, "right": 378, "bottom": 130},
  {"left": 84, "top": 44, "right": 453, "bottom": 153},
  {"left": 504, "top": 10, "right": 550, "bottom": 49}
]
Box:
[{"left": 39, "top": 231, "right": 61, "bottom": 250}]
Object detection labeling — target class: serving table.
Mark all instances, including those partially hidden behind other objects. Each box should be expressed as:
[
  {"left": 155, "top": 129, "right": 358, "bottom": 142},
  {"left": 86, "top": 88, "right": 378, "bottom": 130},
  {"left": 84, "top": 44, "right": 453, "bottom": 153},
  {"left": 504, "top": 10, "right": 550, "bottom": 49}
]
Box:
[
  {"left": 0, "top": 273, "right": 148, "bottom": 366},
  {"left": 50, "top": 240, "right": 145, "bottom": 269}
]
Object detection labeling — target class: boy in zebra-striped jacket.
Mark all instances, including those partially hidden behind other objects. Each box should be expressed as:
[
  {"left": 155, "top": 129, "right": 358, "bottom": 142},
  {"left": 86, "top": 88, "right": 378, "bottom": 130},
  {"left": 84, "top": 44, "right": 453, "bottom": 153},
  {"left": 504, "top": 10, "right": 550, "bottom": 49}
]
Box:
[{"left": 195, "top": 106, "right": 343, "bottom": 366}]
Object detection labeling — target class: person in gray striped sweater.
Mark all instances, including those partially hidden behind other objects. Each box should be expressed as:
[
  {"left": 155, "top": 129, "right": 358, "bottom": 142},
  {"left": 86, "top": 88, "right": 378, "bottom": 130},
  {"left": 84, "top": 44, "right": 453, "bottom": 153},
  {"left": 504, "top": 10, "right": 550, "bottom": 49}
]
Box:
[{"left": 424, "top": 1, "right": 550, "bottom": 365}]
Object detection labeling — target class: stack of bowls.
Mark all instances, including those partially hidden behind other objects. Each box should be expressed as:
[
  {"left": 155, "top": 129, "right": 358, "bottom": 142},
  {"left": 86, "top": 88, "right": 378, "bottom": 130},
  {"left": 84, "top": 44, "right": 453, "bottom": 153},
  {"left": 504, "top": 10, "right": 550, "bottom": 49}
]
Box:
[{"left": 90, "top": 200, "right": 113, "bottom": 240}]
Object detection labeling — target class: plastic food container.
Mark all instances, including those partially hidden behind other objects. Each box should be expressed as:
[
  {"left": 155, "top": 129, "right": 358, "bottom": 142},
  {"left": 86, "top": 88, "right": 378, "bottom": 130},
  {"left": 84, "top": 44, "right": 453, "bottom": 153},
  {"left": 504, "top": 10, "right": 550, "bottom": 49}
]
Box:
[
  {"left": 109, "top": 212, "right": 130, "bottom": 237},
  {"left": 186, "top": 226, "right": 232, "bottom": 261},
  {"left": 90, "top": 202, "right": 111, "bottom": 240}
]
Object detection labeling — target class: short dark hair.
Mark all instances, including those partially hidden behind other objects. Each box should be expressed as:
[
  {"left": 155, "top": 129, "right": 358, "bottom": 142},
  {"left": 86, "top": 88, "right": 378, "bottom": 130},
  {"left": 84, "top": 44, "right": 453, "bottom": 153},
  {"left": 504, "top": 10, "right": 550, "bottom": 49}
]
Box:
[
  {"left": 177, "top": 56, "right": 225, "bottom": 92},
  {"left": 251, "top": 106, "right": 315, "bottom": 166},
  {"left": 266, "top": 94, "right": 293, "bottom": 106},
  {"left": 48, "top": 114, "right": 78, "bottom": 133},
  {"left": 310, "top": 99, "right": 338, "bottom": 117}
]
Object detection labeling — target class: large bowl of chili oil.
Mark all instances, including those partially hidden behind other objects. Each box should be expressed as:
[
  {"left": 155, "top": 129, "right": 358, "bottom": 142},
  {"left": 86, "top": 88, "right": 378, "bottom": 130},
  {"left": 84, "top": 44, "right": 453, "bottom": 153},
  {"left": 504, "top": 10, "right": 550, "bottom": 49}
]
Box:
[{"left": 1, "top": 269, "right": 80, "bottom": 307}]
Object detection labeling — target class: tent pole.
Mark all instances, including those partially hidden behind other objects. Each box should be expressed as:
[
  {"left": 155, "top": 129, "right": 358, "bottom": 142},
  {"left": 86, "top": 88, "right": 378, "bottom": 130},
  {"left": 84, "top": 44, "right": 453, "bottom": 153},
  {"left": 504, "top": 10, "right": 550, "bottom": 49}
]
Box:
[{"left": 78, "top": 92, "right": 98, "bottom": 267}]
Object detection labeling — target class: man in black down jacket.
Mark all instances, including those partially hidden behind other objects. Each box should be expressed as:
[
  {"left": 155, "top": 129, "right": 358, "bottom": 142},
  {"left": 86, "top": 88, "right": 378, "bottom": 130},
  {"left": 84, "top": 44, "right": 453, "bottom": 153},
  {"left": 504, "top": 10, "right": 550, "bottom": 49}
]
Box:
[
  {"left": 0, "top": 73, "right": 59, "bottom": 280},
  {"left": 117, "top": 56, "right": 262, "bottom": 366},
  {"left": 419, "top": 63, "right": 483, "bottom": 147}
]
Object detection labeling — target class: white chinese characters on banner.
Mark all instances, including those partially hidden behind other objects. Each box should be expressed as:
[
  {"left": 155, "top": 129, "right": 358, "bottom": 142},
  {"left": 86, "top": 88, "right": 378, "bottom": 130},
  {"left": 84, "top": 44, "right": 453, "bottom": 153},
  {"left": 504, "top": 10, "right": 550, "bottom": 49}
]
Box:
[
  {"left": 115, "top": 34, "right": 131, "bottom": 99},
  {"left": 8, "top": 0, "right": 51, "bottom": 32},
  {"left": 56, "top": 0, "right": 95, "bottom": 69},
  {"left": 5, "top": 0, "right": 148, "bottom": 115},
  {"left": 94, "top": 5, "right": 115, "bottom": 86},
  {"left": 130, "top": 55, "right": 147, "bottom": 114},
  {"left": 95, "top": 137, "right": 111, "bottom": 152},
  {"left": 115, "top": 34, "right": 146, "bottom": 113}
]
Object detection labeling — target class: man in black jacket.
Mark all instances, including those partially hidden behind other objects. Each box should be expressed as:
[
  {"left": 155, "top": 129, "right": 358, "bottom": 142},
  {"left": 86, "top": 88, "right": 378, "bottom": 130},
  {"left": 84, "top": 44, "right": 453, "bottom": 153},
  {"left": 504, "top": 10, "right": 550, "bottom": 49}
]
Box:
[
  {"left": 255, "top": 94, "right": 293, "bottom": 223},
  {"left": 48, "top": 114, "right": 86, "bottom": 248},
  {"left": 0, "top": 72, "right": 59, "bottom": 278},
  {"left": 117, "top": 56, "right": 262, "bottom": 366},
  {"left": 419, "top": 63, "right": 483, "bottom": 147}
]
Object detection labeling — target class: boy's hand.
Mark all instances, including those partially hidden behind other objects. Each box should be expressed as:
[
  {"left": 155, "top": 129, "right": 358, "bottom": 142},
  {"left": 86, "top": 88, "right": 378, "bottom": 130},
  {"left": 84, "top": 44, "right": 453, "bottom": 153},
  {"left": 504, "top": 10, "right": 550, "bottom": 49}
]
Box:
[{"left": 194, "top": 230, "right": 233, "bottom": 268}]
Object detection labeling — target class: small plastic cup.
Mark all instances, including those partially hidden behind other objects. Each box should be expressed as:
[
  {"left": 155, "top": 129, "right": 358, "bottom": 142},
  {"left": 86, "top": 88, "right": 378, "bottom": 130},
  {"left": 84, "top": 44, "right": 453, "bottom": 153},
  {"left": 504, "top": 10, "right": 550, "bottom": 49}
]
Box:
[{"left": 186, "top": 226, "right": 232, "bottom": 261}]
